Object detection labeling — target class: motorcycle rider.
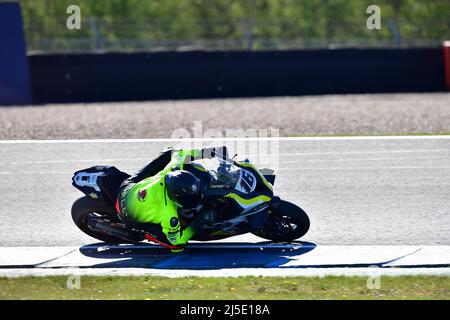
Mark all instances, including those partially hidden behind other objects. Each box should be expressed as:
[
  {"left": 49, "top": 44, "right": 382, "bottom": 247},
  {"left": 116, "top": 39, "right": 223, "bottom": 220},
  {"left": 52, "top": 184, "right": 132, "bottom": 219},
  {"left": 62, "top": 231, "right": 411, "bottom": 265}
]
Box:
[{"left": 115, "top": 146, "right": 227, "bottom": 253}]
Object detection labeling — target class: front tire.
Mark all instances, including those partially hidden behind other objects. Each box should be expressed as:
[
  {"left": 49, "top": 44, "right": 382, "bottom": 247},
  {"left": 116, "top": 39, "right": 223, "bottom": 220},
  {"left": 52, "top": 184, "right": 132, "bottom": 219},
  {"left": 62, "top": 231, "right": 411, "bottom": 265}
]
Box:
[
  {"left": 71, "top": 196, "right": 125, "bottom": 243},
  {"left": 253, "top": 200, "right": 310, "bottom": 242}
]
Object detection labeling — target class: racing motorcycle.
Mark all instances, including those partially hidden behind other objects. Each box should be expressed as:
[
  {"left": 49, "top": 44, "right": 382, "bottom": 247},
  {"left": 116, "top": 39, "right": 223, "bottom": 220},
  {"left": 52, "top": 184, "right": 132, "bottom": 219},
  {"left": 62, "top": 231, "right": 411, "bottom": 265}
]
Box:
[{"left": 71, "top": 152, "right": 310, "bottom": 248}]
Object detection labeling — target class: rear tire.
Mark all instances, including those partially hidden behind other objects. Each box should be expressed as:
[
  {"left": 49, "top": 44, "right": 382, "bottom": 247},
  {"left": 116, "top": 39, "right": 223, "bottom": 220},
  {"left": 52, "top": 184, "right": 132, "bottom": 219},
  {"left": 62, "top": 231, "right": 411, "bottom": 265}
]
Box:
[
  {"left": 253, "top": 200, "right": 310, "bottom": 242},
  {"left": 71, "top": 196, "right": 126, "bottom": 243}
]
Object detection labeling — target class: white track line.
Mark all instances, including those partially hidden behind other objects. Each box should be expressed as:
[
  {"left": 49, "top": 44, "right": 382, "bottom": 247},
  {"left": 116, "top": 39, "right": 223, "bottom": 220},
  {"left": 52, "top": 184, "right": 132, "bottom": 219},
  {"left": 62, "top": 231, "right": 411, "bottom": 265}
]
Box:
[
  {"left": 1, "top": 154, "right": 448, "bottom": 166},
  {"left": 0, "top": 135, "right": 449, "bottom": 144},
  {"left": 278, "top": 166, "right": 450, "bottom": 171}
]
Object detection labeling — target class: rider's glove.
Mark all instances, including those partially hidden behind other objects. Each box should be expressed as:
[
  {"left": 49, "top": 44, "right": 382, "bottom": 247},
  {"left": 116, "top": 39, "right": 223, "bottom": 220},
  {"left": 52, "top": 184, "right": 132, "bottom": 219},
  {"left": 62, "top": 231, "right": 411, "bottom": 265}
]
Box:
[
  {"left": 201, "top": 147, "right": 215, "bottom": 159},
  {"left": 170, "top": 245, "right": 185, "bottom": 253},
  {"left": 202, "top": 146, "right": 228, "bottom": 160}
]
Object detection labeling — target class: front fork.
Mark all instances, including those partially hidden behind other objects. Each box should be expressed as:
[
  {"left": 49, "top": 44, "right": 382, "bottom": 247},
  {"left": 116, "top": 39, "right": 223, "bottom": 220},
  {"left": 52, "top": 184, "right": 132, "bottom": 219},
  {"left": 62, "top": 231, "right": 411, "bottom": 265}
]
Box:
[
  {"left": 247, "top": 196, "right": 281, "bottom": 232},
  {"left": 270, "top": 196, "right": 282, "bottom": 210}
]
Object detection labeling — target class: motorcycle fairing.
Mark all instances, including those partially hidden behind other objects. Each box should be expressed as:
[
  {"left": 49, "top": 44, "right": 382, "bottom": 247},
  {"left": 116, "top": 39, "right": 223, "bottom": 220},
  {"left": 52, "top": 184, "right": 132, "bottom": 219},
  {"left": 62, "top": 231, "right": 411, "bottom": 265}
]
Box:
[
  {"left": 72, "top": 166, "right": 130, "bottom": 205},
  {"left": 235, "top": 161, "right": 274, "bottom": 193},
  {"left": 224, "top": 193, "right": 271, "bottom": 211}
]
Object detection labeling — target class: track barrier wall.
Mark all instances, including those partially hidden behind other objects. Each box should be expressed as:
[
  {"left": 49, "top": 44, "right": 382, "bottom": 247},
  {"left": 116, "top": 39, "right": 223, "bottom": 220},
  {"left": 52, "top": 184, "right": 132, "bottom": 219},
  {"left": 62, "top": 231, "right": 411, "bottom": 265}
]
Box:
[
  {"left": 28, "top": 47, "right": 446, "bottom": 104},
  {"left": 0, "top": 2, "right": 32, "bottom": 105}
]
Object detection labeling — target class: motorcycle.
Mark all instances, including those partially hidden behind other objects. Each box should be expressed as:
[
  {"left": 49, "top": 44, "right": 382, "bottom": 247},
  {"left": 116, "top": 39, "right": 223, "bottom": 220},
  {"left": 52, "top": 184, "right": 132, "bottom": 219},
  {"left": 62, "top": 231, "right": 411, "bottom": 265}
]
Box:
[{"left": 71, "top": 152, "right": 310, "bottom": 249}]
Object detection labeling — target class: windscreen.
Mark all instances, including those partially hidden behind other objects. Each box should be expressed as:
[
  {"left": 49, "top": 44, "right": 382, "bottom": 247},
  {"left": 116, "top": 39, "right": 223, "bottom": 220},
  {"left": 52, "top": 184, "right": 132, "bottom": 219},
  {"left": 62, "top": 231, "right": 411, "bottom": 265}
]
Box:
[{"left": 193, "top": 158, "right": 257, "bottom": 194}]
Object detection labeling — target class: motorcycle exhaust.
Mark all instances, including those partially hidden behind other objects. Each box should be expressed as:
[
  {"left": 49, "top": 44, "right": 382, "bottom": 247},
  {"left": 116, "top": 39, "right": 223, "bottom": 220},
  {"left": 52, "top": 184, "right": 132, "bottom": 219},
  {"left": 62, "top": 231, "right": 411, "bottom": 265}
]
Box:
[{"left": 87, "top": 216, "right": 138, "bottom": 241}]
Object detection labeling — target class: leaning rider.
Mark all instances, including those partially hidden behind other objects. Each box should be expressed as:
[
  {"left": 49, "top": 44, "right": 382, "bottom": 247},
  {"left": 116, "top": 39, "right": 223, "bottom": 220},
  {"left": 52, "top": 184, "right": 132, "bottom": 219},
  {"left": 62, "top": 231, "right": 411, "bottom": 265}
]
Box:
[{"left": 115, "top": 146, "right": 226, "bottom": 253}]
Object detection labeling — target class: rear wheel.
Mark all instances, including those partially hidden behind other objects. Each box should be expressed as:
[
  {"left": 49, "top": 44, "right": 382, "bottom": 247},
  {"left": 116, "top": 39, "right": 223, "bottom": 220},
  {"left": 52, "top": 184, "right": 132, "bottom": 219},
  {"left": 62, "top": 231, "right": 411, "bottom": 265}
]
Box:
[
  {"left": 71, "top": 196, "right": 128, "bottom": 243},
  {"left": 253, "top": 200, "right": 310, "bottom": 242}
]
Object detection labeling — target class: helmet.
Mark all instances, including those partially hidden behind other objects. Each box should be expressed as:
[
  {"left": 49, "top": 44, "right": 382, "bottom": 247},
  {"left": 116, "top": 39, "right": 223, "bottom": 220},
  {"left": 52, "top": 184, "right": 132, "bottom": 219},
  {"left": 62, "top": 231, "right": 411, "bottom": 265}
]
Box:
[{"left": 164, "top": 170, "right": 201, "bottom": 209}]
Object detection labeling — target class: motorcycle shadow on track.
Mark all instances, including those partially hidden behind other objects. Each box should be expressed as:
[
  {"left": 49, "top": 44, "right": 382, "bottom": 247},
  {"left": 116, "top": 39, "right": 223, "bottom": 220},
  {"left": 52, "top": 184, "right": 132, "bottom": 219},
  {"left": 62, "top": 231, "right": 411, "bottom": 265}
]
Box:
[{"left": 78, "top": 241, "right": 317, "bottom": 270}]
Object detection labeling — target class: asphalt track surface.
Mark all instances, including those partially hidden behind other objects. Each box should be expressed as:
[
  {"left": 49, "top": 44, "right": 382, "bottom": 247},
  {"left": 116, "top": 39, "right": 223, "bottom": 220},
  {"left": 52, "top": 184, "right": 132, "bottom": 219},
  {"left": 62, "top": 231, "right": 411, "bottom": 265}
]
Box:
[{"left": 0, "top": 136, "right": 449, "bottom": 249}]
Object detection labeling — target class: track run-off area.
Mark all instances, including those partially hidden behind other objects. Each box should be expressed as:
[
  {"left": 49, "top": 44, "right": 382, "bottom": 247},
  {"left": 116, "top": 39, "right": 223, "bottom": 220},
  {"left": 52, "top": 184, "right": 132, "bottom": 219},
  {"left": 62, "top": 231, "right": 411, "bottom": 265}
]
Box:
[{"left": 0, "top": 136, "right": 449, "bottom": 276}]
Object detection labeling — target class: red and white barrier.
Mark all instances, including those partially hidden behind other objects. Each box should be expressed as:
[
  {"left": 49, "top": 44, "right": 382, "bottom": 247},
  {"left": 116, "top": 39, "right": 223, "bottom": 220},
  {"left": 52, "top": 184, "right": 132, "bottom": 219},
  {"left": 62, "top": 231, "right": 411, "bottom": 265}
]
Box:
[{"left": 443, "top": 41, "right": 450, "bottom": 91}]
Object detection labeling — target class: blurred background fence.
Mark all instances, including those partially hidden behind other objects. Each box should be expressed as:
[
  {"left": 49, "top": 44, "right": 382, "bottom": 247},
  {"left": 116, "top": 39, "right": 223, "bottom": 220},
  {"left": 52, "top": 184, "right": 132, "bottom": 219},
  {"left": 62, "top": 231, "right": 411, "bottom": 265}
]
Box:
[
  {"left": 1, "top": 0, "right": 446, "bottom": 104},
  {"left": 19, "top": 0, "right": 450, "bottom": 54}
]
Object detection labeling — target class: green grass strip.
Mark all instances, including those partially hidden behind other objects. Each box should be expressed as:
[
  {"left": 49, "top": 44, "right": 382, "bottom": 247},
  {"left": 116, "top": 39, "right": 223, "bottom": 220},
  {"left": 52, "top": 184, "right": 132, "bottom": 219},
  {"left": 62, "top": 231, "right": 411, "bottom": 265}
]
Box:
[{"left": 1, "top": 275, "right": 449, "bottom": 300}]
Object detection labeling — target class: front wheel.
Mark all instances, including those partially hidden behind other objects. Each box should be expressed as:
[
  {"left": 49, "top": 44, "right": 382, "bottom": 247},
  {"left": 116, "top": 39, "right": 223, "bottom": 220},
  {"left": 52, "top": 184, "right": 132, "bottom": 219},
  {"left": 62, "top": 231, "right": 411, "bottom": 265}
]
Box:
[{"left": 253, "top": 200, "right": 310, "bottom": 242}]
